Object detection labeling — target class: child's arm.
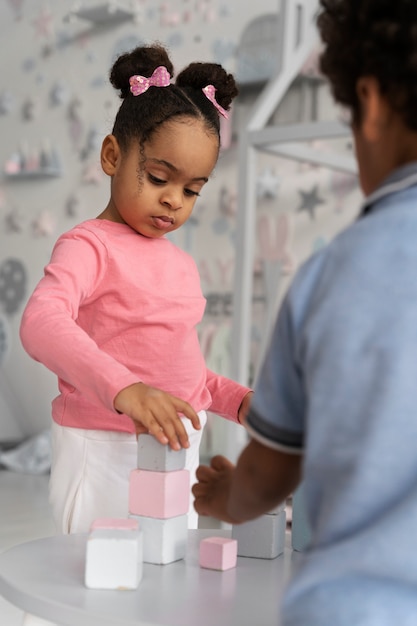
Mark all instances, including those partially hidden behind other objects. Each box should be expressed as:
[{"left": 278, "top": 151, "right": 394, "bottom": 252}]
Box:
[
  {"left": 237, "top": 391, "right": 253, "bottom": 425},
  {"left": 192, "top": 439, "right": 302, "bottom": 524},
  {"left": 205, "top": 369, "right": 252, "bottom": 424}
]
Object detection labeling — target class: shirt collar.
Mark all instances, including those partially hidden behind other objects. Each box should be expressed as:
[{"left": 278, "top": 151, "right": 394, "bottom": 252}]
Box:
[{"left": 360, "top": 161, "right": 417, "bottom": 217}]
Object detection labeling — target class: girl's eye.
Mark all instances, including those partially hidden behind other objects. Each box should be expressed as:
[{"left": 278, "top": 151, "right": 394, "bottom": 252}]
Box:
[
  {"left": 148, "top": 174, "right": 166, "bottom": 185},
  {"left": 185, "top": 188, "right": 200, "bottom": 197}
]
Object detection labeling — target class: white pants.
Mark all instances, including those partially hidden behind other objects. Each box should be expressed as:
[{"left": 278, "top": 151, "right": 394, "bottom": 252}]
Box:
[{"left": 49, "top": 411, "right": 207, "bottom": 534}]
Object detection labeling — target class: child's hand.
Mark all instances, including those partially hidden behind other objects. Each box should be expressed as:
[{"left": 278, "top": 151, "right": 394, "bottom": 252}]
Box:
[
  {"left": 192, "top": 455, "right": 239, "bottom": 524},
  {"left": 114, "top": 382, "right": 201, "bottom": 450},
  {"left": 238, "top": 391, "right": 253, "bottom": 426}
]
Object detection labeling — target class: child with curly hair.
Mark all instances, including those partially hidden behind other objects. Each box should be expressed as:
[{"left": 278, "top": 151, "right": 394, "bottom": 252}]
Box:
[
  {"left": 20, "top": 43, "right": 252, "bottom": 536},
  {"left": 193, "top": 1, "right": 417, "bottom": 623}
]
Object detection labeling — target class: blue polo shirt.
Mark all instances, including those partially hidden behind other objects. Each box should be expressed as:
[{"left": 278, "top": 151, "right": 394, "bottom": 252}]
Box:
[{"left": 246, "top": 163, "right": 417, "bottom": 625}]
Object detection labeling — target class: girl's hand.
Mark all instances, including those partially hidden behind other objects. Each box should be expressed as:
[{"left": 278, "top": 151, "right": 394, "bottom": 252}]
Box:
[
  {"left": 114, "top": 382, "right": 201, "bottom": 450},
  {"left": 238, "top": 391, "right": 253, "bottom": 426}
]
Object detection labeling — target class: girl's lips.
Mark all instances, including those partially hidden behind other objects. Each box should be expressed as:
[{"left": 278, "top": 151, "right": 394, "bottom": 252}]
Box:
[{"left": 152, "top": 216, "right": 174, "bottom": 230}]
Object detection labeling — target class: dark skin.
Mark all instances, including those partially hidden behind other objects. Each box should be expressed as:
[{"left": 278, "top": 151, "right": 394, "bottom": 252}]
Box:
[{"left": 192, "top": 439, "right": 302, "bottom": 524}]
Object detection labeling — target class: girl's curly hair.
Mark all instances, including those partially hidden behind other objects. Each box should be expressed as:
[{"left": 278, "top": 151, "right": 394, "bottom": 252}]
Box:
[
  {"left": 109, "top": 43, "right": 238, "bottom": 151},
  {"left": 317, "top": 0, "right": 417, "bottom": 130}
]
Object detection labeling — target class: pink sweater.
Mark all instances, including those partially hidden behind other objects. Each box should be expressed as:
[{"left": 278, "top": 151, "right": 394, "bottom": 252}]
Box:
[{"left": 20, "top": 220, "right": 250, "bottom": 433}]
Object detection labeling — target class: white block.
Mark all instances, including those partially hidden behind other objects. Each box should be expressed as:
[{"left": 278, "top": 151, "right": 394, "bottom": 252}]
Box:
[
  {"left": 232, "top": 510, "right": 286, "bottom": 559},
  {"left": 137, "top": 433, "right": 186, "bottom": 471},
  {"left": 85, "top": 528, "right": 143, "bottom": 590},
  {"left": 130, "top": 514, "right": 188, "bottom": 564}
]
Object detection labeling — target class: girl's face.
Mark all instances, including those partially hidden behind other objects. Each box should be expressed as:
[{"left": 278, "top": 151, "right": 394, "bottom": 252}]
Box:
[{"left": 99, "top": 118, "right": 219, "bottom": 238}]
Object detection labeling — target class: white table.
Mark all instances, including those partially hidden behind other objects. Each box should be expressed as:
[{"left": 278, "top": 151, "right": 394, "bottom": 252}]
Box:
[{"left": 0, "top": 529, "right": 300, "bottom": 626}]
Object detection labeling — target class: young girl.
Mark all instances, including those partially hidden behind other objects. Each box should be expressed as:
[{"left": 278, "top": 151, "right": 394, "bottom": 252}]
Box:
[{"left": 20, "top": 43, "right": 252, "bottom": 536}]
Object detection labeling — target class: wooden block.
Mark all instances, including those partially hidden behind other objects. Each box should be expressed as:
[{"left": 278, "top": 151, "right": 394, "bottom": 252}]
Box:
[
  {"left": 199, "top": 536, "right": 238, "bottom": 571},
  {"left": 232, "top": 510, "right": 286, "bottom": 559},
  {"left": 137, "top": 433, "right": 186, "bottom": 472},
  {"left": 129, "top": 468, "right": 190, "bottom": 518},
  {"left": 130, "top": 514, "right": 188, "bottom": 564},
  {"left": 85, "top": 527, "right": 143, "bottom": 590}
]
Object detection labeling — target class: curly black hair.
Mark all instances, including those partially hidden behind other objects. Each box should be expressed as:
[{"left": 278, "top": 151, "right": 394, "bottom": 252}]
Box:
[
  {"left": 109, "top": 43, "right": 238, "bottom": 152},
  {"left": 317, "top": 0, "right": 417, "bottom": 130}
]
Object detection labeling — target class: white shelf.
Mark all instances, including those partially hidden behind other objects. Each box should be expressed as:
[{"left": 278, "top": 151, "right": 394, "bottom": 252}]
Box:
[
  {"left": 70, "top": 4, "right": 134, "bottom": 26},
  {"left": 4, "top": 168, "right": 62, "bottom": 180}
]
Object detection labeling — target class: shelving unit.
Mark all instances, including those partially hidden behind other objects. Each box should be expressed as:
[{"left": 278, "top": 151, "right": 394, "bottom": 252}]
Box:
[
  {"left": 225, "top": 0, "right": 354, "bottom": 463},
  {"left": 67, "top": 3, "right": 135, "bottom": 26},
  {"left": 4, "top": 168, "right": 61, "bottom": 180}
]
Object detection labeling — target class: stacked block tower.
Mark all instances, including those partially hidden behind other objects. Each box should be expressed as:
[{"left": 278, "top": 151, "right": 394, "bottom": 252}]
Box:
[{"left": 128, "top": 433, "right": 190, "bottom": 564}]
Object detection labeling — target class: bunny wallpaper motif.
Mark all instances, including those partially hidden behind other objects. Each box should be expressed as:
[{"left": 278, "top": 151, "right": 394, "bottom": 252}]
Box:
[{"left": 0, "top": 0, "right": 361, "bottom": 453}]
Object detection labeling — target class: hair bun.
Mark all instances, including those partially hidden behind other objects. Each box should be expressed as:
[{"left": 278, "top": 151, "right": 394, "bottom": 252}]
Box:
[
  {"left": 175, "top": 62, "right": 239, "bottom": 112},
  {"left": 110, "top": 44, "right": 174, "bottom": 99}
]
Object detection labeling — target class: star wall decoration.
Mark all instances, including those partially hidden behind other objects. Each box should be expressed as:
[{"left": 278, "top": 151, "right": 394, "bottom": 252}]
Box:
[
  {"left": 256, "top": 168, "right": 281, "bottom": 200},
  {"left": 4, "top": 208, "right": 25, "bottom": 233},
  {"left": 32, "top": 210, "right": 56, "bottom": 237},
  {"left": 65, "top": 194, "right": 80, "bottom": 218},
  {"left": 32, "top": 7, "right": 55, "bottom": 39},
  {"left": 0, "top": 91, "right": 14, "bottom": 116},
  {"left": 50, "top": 82, "right": 68, "bottom": 106},
  {"left": 0, "top": 258, "right": 27, "bottom": 315},
  {"left": 22, "top": 97, "right": 39, "bottom": 121},
  {"left": 297, "top": 185, "right": 325, "bottom": 220}
]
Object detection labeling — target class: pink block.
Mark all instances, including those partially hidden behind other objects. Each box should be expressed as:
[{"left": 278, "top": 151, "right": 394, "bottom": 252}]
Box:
[
  {"left": 199, "top": 537, "right": 238, "bottom": 571},
  {"left": 90, "top": 517, "right": 139, "bottom": 531},
  {"left": 129, "top": 469, "right": 190, "bottom": 518}
]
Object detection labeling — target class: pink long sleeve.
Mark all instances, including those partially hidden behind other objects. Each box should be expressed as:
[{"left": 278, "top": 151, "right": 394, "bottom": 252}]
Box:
[{"left": 20, "top": 219, "right": 250, "bottom": 433}]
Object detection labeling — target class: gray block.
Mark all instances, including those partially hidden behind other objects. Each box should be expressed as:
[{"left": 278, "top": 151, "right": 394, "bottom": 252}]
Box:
[
  {"left": 137, "top": 433, "right": 186, "bottom": 471},
  {"left": 291, "top": 484, "right": 312, "bottom": 552},
  {"left": 232, "top": 510, "right": 286, "bottom": 559}
]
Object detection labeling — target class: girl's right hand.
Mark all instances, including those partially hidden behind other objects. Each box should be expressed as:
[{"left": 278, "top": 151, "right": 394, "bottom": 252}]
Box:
[{"left": 113, "top": 382, "right": 201, "bottom": 450}]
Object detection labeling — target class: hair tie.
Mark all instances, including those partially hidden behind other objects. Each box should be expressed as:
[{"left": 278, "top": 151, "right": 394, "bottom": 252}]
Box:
[
  {"left": 202, "top": 85, "right": 229, "bottom": 119},
  {"left": 129, "top": 66, "right": 171, "bottom": 96}
]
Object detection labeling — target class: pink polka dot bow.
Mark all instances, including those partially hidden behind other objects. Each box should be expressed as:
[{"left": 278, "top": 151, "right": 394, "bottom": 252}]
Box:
[
  {"left": 129, "top": 66, "right": 171, "bottom": 96},
  {"left": 202, "top": 85, "right": 229, "bottom": 119}
]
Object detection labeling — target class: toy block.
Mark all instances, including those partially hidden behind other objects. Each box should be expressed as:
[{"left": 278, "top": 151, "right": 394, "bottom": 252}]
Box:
[
  {"left": 85, "top": 526, "right": 143, "bottom": 590},
  {"left": 232, "top": 509, "right": 286, "bottom": 559},
  {"left": 291, "top": 484, "right": 312, "bottom": 552},
  {"left": 129, "top": 468, "right": 190, "bottom": 518},
  {"left": 199, "top": 536, "right": 238, "bottom": 571},
  {"left": 90, "top": 517, "right": 139, "bottom": 531},
  {"left": 130, "top": 514, "right": 188, "bottom": 564},
  {"left": 137, "top": 433, "right": 186, "bottom": 472}
]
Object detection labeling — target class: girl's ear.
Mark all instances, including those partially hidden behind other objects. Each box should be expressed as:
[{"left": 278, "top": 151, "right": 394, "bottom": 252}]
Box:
[
  {"left": 100, "top": 134, "right": 120, "bottom": 175},
  {"left": 355, "top": 76, "right": 389, "bottom": 143}
]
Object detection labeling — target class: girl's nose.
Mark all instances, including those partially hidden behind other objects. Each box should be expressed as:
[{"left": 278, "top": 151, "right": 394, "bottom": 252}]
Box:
[{"left": 161, "top": 188, "right": 182, "bottom": 210}]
